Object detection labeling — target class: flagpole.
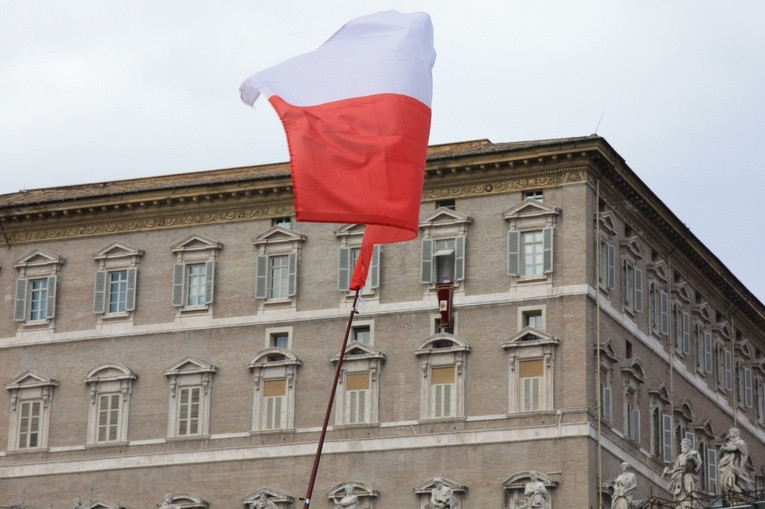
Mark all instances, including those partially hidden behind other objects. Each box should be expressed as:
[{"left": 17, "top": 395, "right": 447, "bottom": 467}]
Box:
[{"left": 302, "top": 288, "right": 361, "bottom": 509}]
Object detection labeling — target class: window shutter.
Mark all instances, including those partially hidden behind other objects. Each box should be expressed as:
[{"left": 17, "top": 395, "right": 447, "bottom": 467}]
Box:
[
  {"left": 607, "top": 244, "right": 616, "bottom": 289},
  {"left": 172, "top": 263, "right": 185, "bottom": 307},
  {"left": 660, "top": 291, "right": 669, "bottom": 334},
  {"left": 454, "top": 235, "right": 465, "bottom": 282},
  {"left": 93, "top": 270, "right": 107, "bottom": 314},
  {"left": 507, "top": 231, "right": 520, "bottom": 276},
  {"left": 542, "top": 227, "right": 553, "bottom": 273},
  {"left": 126, "top": 267, "right": 137, "bottom": 312},
  {"left": 204, "top": 260, "right": 215, "bottom": 304},
  {"left": 46, "top": 275, "right": 57, "bottom": 319},
  {"left": 662, "top": 413, "right": 673, "bottom": 462},
  {"left": 255, "top": 255, "right": 268, "bottom": 299},
  {"left": 724, "top": 350, "right": 733, "bottom": 391},
  {"left": 631, "top": 409, "right": 641, "bottom": 442},
  {"left": 421, "top": 238, "right": 433, "bottom": 283},
  {"left": 745, "top": 367, "right": 753, "bottom": 407},
  {"left": 707, "top": 447, "right": 718, "bottom": 493},
  {"left": 337, "top": 247, "right": 351, "bottom": 291},
  {"left": 634, "top": 267, "right": 643, "bottom": 312},
  {"left": 14, "top": 278, "right": 27, "bottom": 322},
  {"left": 370, "top": 244, "right": 381, "bottom": 289},
  {"left": 704, "top": 332, "right": 713, "bottom": 373},
  {"left": 602, "top": 386, "right": 612, "bottom": 421},
  {"left": 287, "top": 251, "right": 297, "bottom": 296},
  {"left": 682, "top": 312, "right": 690, "bottom": 354}
]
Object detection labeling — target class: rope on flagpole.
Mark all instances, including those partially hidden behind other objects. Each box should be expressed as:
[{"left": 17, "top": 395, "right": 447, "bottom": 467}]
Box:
[{"left": 301, "top": 288, "right": 361, "bottom": 508}]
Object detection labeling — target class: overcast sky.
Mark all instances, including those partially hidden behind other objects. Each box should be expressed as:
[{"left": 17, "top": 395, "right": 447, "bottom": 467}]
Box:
[{"left": 1, "top": 1, "right": 763, "bottom": 303}]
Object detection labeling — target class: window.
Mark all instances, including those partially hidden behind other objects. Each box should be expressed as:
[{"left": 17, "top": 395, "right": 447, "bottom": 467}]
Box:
[
  {"left": 622, "top": 260, "right": 643, "bottom": 313},
  {"left": 6, "top": 371, "right": 58, "bottom": 451},
  {"left": 271, "top": 333, "right": 289, "bottom": 349},
  {"left": 503, "top": 329, "right": 558, "bottom": 414},
  {"left": 337, "top": 245, "right": 380, "bottom": 292},
  {"left": 419, "top": 208, "right": 472, "bottom": 289},
  {"left": 271, "top": 216, "right": 292, "bottom": 229},
  {"left": 504, "top": 199, "right": 558, "bottom": 281},
  {"left": 648, "top": 385, "right": 672, "bottom": 461},
  {"left": 599, "top": 241, "right": 615, "bottom": 290},
  {"left": 93, "top": 243, "right": 143, "bottom": 320},
  {"left": 85, "top": 363, "right": 137, "bottom": 445},
  {"left": 704, "top": 331, "right": 713, "bottom": 373},
  {"left": 170, "top": 235, "right": 222, "bottom": 313},
  {"left": 621, "top": 359, "right": 646, "bottom": 444},
  {"left": 164, "top": 357, "right": 217, "bottom": 438},
  {"left": 738, "top": 364, "right": 753, "bottom": 408},
  {"left": 626, "top": 393, "right": 641, "bottom": 442},
  {"left": 13, "top": 249, "right": 64, "bottom": 326},
  {"left": 333, "top": 342, "right": 385, "bottom": 426},
  {"left": 352, "top": 325, "right": 371, "bottom": 345},
  {"left": 249, "top": 349, "right": 302, "bottom": 432},
  {"left": 521, "top": 309, "right": 544, "bottom": 330},
  {"left": 253, "top": 226, "right": 306, "bottom": 307},
  {"left": 522, "top": 190, "right": 544, "bottom": 202},
  {"left": 756, "top": 378, "right": 765, "bottom": 426},
  {"left": 416, "top": 334, "right": 469, "bottom": 420},
  {"left": 435, "top": 199, "right": 456, "bottom": 210},
  {"left": 707, "top": 447, "right": 718, "bottom": 494},
  {"left": 672, "top": 306, "right": 690, "bottom": 355}
]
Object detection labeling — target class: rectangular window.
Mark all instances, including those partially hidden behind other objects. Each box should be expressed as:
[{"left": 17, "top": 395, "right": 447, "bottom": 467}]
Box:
[
  {"left": 744, "top": 367, "right": 753, "bottom": 408},
  {"left": 660, "top": 291, "right": 669, "bottom": 335},
  {"left": 523, "top": 310, "right": 543, "bottom": 329},
  {"left": 624, "top": 260, "right": 635, "bottom": 310},
  {"left": 519, "top": 359, "right": 543, "bottom": 412},
  {"left": 345, "top": 372, "right": 371, "bottom": 424},
  {"left": 352, "top": 326, "right": 371, "bottom": 345},
  {"left": 97, "top": 393, "right": 121, "bottom": 442},
  {"left": 107, "top": 270, "right": 129, "bottom": 313},
  {"left": 272, "top": 217, "right": 292, "bottom": 229},
  {"left": 629, "top": 408, "right": 641, "bottom": 442},
  {"left": 435, "top": 199, "right": 456, "bottom": 210},
  {"left": 17, "top": 400, "right": 42, "bottom": 449},
  {"left": 522, "top": 231, "right": 544, "bottom": 276},
  {"left": 434, "top": 238, "right": 456, "bottom": 283},
  {"left": 707, "top": 447, "right": 718, "bottom": 493},
  {"left": 523, "top": 190, "right": 543, "bottom": 202},
  {"left": 431, "top": 366, "right": 456, "bottom": 418},
  {"left": 662, "top": 413, "right": 673, "bottom": 462},
  {"left": 704, "top": 332, "right": 713, "bottom": 373},
  {"left": 177, "top": 386, "right": 201, "bottom": 436},
  {"left": 599, "top": 242, "right": 615, "bottom": 290},
  {"left": 262, "top": 379, "right": 287, "bottom": 430},
  {"left": 256, "top": 252, "right": 297, "bottom": 300},
  {"left": 186, "top": 263, "right": 207, "bottom": 306},
  {"left": 682, "top": 312, "right": 690, "bottom": 354},
  {"left": 601, "top": 385, "right": 612, "bottom": 421},
  {"left": 269, "top": 255, "right": 290, "bottom": 299},
  {"left": 270, "top": 333, "right": 290, "bottom": 349},
  {"left": 29, "top": 278, "right": 49, "bottom": 321}
]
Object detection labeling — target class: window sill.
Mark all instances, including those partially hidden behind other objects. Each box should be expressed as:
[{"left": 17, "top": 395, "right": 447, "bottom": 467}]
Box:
[
  {"left": 516, "top": 274, "right": 549, "bottom": 284},
  {"left": 250, "top": 428, "right": 296, "bottom": 435},
  {"left": 418, "top": 416, "right": 466, "bottom": 424},
  {"left": 85, "top": 440, "right": 128, "bottom": 449},
  {"left": 5, "top": 447, "right": 50, "bottom": 455},
  {"left": 100, "top": 311, "right": 131, "bottom": 320},
  {"left": 334, "top": 422, "right": 380, "bottom": 430},
  {"left": 166, "top": 434, "right": 210, "bottom": 442}
]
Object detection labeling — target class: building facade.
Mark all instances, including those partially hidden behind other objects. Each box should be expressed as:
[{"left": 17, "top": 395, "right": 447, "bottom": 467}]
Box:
[{"left": 0, "top": 136, "right": 763, "bottom": 508}]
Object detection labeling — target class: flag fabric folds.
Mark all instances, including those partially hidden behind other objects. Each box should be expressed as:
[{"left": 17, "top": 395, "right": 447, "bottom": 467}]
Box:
[{"left": 240, "top": 10, "right": 435, "bottom": 290}]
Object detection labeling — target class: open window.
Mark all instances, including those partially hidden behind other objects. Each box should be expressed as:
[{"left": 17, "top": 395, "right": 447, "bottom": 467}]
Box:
[
  {"left": 504, "top": 199, "right": 559, "bottom": 282},
  {"left": 253, "top": 226, "right": 306, "bottom": 309},
  {"left": 419, "top": 208, "right": 472, "bottom": 290},
  {"left": 170, "top": 235, "right": 222, "bottom": 315}
]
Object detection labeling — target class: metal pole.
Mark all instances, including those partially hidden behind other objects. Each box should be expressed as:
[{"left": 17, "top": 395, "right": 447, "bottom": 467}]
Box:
[{"left": 301, "top": 288, "right": 361, "bottom": 508}]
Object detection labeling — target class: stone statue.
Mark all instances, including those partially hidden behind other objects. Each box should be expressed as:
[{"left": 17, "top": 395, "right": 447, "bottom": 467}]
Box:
[
  {"left": 333, "top": 484, "right": 359, "bottom": 509},
  {"left": 254, "top": 490, "right": 278, "bottom": 509},
  {"left": 718, "top": 427, "right": 753, "bottom": 497},
  {"left": 523, "top": 472, "right": 549, "bottom": 509},
  {"left": 430, "top": 477, "right": 457, "bottom": 509},
  {"left": 611, "top": 462, "right": 638, "bottom": 509},
  {"left": 158, "top": 494, "right": 181, "bottom": 509},
  {"left": 662, "top": 438, "right": 701, "bottom": 509}
]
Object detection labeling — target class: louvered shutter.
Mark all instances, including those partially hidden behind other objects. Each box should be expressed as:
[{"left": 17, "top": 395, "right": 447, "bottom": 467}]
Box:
[
  {"left": 46, "top": 275, "right": 57, "bottom": 319},
  {"left": 634, "top": 267, "right": 643, "bottom": 312},
  {"left": 602, "top": 386, "right": 612, "bottom": 421},
  {"left": 255, "top": 255, "right": 268, "bottom": 299},
  {"left": 542, "top": 227, "right": 553, "bottom": 273},
  {"left": 287, "top": 251, "right": 297, "bottom": 296},
  {"left": 421, "top": 238, "right": 433, "bottom": 283},
  {"left": 507, "top": 231, "right": 520, "bottom": 276},
  {"left": 662, "top": 413, "right": 673, "bottom": 462},
  {"left": 704, "top": 332, "right": 713, "bottom": 372},
  {"left": 725, "top": 350, "right": 733, "bottom": 391},
  {"left": 707, "top": 448, "right": 718, "bottom": 493},
  {"left": 607, "top": 244, "right": 616, "bottom": 289},
  {"left": 631, "top": 409, "right": 641, "bottom": 442},
  {"left": 370, "top": 244, "right": 381, "bottom": 289},
  {"left": 682, "top": 312, "right": 690, "bottom": 353},
  {"left": 660, "top": 292, "right": 669, "bottom": 334},
  {"left": 14, "top": 278, "right": 27, "bottom": 322},
  {"left": 172, "top": 263, "right": 185, "bottom": 307},
  {"left": 454, "top": 235, "right": 465, "bottom": 282},
  {"left": 126, "top": 267, "right": 137, "bottom": 311},
  {"left": 338, "top": 247, "right": 351, "bottom": 291},
  {"left": 204, "top": 260, "right": 215, "bottom": 304},
  {"left": 93, "top": 270, "right": 107, "bottom": 314}
]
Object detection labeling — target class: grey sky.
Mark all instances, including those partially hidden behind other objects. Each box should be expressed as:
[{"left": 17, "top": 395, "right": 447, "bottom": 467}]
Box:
[{"left": 1, "top": 1, "right": 763, "bottom": 302}]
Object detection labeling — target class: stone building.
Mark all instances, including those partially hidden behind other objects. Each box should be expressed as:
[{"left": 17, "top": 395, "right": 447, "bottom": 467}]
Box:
[{"left": 0, "top": 136, "right": 762, "bottom": 508}]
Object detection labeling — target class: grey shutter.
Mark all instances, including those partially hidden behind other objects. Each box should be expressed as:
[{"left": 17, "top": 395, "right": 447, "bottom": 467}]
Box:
[
  {"left": 634, "top": 267, "right": 643, "bottom": 312},
  {"left": 745, "top": 367, "right": 753, "bottom": 407},
  {"left": 662, "top": 413, "right": 673, "bottom": 462},
  {"left": 255, "top": 255, "right": 268, "bottom": 299},
  {"left": 125, "top": 267, "right": 137, "bottom": 311},
  {"left": 420, "top": 238, "right": 433, "bottom": 283},
  {"left": 660, "top": 291, "right": 669, "bottom": 334},
  {"left": 704, "top": 332, "right": 713, "bottom": 372},
  {"left": 287, "top": 251, "right": 297, "bottom": 296},
  {"left": 631, "top": 409, "right": 641, "bottom": 442},
  {"left": 507, "top": 231, "right": 520, "bottom": 276},
  {"left": 46, "top": 275, "right": 57, "bottom": 319},
  {"left": 707, "top": 448, "right": 717, "bottom": 493},
  {"left": 204, "top": 260, "right": 215, "bottom": 304},
  {"left": 93, "top": 270, "right": 107, "bottom": 314},
  {"left": 542, "top": 227, "right": 553, "bottom": 273},
  {"left": 370, "top": 244, "right": 381, "bottom": 289},
  {"left": 338, "top": 247, "right": 351, "bottom": 291},
  {"left": 14, "top": 278, "right": 27, "bottom": 322},
  {"left": 602, "top": 386, "right": 612, "bottom": 421},
  {"left": 607, "top": 244, "right": 616, "bottom": 289},
  {"left": 172, "top": 263, "right": 185, "bottom": 307},
  {"left": 724, "top": 350, "right": 733, "bottom": 390},
  {"left": 454, "top": 235, "right": 465, "bottom": 282},
  {"left": 682, "top": 312, "right": 690, "bottom": 353}
]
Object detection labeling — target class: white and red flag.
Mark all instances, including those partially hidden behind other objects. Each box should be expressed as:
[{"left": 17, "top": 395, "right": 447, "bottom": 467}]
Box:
[{"left": 240, "top": 10, "right": 435, "bottom": 290}]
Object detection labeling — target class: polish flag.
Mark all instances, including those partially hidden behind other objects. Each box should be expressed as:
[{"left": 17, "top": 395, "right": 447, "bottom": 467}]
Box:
[{"left": 240, "top": 10, "right": 435, "bottom": 290}]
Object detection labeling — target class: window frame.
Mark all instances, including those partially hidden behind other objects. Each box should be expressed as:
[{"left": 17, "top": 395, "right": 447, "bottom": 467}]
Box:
[
  {"left": 332, "top": 342, "right": 385, "bottom": 426},
  {"left": 253, "top": 225, "right": 306, "bottom": 308},
  {"left": 503, "top": 329, "right": 559, "bottom": 414},
  {"left": 93, "top": 242, "right": 143, "bottom": 321},
  {"left": 13, "top": 249, "right": 65, "bottom": 327},
  {"left": 504, "top": 199, "right": 559, "bottom": 283},
  {"left": 418, "top": 208, "right": 472, "bottom": 292},
  {"left": 265, "top": 326, "right": 293, "bottom": 350},
  {"left": 170, "top": 235, "right": 222, "bottom": 314},
  {"left": 6, "top": 371, "right": 58, "bottom": 452},
  {"left": 249, "top": 349, "right": 302, "bottom": 433},
  {"left": 415, "top": 334, "right": 470, "bottom": 421},
  {"left": 164, "top": 357, "right": 217, "bottom": 439},
  {"left": 84, "top": 363, "right": 137, "bottom": 445}
]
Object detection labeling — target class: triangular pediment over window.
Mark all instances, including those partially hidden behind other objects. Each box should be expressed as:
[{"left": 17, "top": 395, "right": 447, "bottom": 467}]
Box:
[
  {"left": 334, "top": 223, "right": 367, "bottom": 239},
  {"left": 503, "top": 199, "right": 559, "bottom": 222},
  {"left": 647, "top": 260, "right": 668, "bottom": 283},
  {"left": 6, "top": 370, "right": 59, "bottom": 391},
  {"left": 673, "top": 399, "right": 694, "bottom": 422},
  {"left": 694, "top": 417, "right": 716, "bottom": 439},
  {"left": 648, "top": 383, "right": 671, "bottom": 404},
  {"left": 420, "top": 207, "right": 472, "bottom": 229},
  {"left": 735, "top": 339, "right": 754, "bottom": 359},
  {"left": 595, "top": 339, "right": 620, "bottom": 364},
  {"left": 672, "top": 281, "right": 692, "bottom": 304},
  {"left": 619, "top": 236, "right": 643, "bottom": 260},
  {"left": 502, "top": 327, "right": 559, "bottom": 351},
  {"left": 252, "top": 225, "right": 307, "bottom": 247},
  {"left": 13, "top": 249, "right": 65, "bottom": 269},
  {"left": 332, "top": 341, "right": 386, "bottom": 362},
  {"left": 171, "top": 234, "right": 222, "bottom": 254},
  {"left": 712, "top": 320, "right": 731, "bottom": 339},
  {"left": 693, "top": 300, "right": 715, "bottom": 323},
  {"left": 754, "top": 358, "right": 765, "bottom": 376},
  {"left": 164, "top": 356, "right": 217, "bottom": 376},
  {"left": 621, "top": 358, "right": 647, "bottom": 384},
  {"left": 249, "top": 348, "right": 302, "bottom": 369},
  {"left": 415, "top": 333, "right": 471, "bottom": 355},
  {"left": 93, "top": 242, "right": 144, "bottom": 262},
  {"left": 598, "top": 210, "right": 619, "bottom": 237}
]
